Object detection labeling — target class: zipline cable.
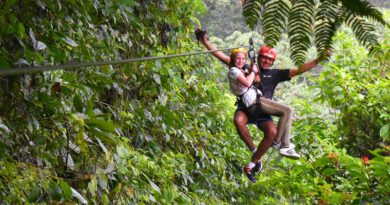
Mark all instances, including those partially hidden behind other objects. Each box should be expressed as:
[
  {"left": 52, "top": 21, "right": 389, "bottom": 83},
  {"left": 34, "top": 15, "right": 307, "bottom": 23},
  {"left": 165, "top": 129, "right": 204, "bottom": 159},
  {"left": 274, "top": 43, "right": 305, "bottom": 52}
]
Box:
[{"left": 0, "top": 46, "right": 248, "bottom": 76}]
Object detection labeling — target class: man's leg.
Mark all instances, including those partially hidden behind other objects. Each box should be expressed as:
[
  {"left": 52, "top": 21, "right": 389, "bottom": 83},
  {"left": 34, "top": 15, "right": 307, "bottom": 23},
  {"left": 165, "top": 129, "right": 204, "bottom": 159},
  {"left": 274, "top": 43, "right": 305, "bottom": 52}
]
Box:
[
  {"left": 242, "top": 119, "right": 276, "bottom": 181},
  {"left": 234, "top": 110, "right": 256, "bottom": 151},
  {"left": 251, "top": 120, "right": 277, "bottom": 163},
  {"left": 259, "top": 98, "right": 300, "bottom": 159}
]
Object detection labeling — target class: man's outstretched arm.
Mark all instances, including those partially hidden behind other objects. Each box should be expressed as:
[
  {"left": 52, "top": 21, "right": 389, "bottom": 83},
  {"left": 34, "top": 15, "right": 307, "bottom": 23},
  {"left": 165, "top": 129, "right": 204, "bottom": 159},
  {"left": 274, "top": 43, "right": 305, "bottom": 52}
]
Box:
[{"left": 289, "top": 58, "right": 320, "bottom": 78}]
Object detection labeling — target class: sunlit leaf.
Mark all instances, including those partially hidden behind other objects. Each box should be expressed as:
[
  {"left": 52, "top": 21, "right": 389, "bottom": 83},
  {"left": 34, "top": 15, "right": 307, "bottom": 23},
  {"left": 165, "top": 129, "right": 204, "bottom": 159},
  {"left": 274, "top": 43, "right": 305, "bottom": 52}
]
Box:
[
  {"left": 153, "top": 73, "right": 161, "bottom": 85},
  {"left": 150, "top": 180, "right": 161, "bottom": 194},
  {"left": 380, "top": 124, "right": 389, "bottom": 140},
  {"left": 71, "top": 188, "right": 88, "bottom": 204},
  {"left": 63, "top": 37, "right": 79, "bottom": 47}
]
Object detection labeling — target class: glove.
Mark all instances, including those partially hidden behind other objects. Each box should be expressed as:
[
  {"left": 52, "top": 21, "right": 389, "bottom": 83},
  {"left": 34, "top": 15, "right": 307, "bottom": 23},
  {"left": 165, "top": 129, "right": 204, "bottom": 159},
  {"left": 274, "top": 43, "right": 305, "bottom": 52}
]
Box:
[{"left": 195, "top": 28, "right": 206, "bottom": 41}]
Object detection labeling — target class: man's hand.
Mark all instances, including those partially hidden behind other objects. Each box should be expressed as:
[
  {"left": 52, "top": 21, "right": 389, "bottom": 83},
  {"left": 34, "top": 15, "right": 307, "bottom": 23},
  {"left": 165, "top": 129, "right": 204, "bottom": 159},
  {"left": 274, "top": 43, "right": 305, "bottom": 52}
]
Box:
[{"left": 318, "top": 48, "right": 333, "bottom": 62}]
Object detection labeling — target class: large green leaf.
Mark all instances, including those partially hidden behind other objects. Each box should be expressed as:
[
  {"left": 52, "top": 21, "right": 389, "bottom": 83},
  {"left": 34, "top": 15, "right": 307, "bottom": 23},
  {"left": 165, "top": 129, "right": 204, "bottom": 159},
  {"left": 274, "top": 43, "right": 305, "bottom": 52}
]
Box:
[
  {"left": 263, "top": 0, "right": 291, "bottom": 47},
  {"left": 242, "top": 0, "right": 387, "bottom": 64},
  {"left": 242, "top": 0, "right": 264, "bottom": 30},
  {"left": 288, "top": 0, "right": 315, "bottom": 65}
]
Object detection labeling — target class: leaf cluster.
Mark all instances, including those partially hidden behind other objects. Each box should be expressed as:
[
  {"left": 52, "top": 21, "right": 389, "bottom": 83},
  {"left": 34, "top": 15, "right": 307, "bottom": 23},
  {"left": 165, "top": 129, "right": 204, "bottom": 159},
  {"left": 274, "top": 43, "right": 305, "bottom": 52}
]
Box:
[{"left": 242, "top": 0, "right": 389, "bottom": 65}]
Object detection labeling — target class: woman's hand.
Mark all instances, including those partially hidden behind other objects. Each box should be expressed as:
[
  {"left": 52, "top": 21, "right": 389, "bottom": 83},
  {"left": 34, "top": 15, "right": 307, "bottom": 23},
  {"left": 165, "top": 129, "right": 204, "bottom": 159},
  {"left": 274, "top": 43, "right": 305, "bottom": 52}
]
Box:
[{"left": 195, "top": 28, "right": 207, "bottom": 44}]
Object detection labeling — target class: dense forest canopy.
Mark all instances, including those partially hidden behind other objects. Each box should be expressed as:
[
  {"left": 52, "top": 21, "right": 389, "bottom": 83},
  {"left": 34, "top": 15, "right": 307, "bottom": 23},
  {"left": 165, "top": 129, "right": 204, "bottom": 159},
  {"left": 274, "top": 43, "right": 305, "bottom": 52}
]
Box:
[{"left": 0, "top": 0, "right": 389, "bottom": 204}]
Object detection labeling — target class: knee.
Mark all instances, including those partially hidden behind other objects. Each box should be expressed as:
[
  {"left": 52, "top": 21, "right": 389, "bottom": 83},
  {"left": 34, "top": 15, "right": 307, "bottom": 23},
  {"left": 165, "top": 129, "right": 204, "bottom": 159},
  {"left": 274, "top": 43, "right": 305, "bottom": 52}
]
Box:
[
  {"left": 234, "top": 112, "right": 248, "bottom": 126},
  {"left": 264, "top": 126, "right": 277, "bottom": 140},
  {"left": 282, "top": 106, "right": 293, "bottom": 117},
  {"left": 288, "top": 107, "right": 293, "bottom": 115}
]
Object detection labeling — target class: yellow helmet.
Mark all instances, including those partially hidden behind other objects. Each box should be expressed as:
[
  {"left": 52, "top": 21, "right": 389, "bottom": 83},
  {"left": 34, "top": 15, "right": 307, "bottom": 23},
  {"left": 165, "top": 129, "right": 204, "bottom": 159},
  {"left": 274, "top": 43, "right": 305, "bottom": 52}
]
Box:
[{"left": 230, "top": 47, "right": 247, "bottom": 55}]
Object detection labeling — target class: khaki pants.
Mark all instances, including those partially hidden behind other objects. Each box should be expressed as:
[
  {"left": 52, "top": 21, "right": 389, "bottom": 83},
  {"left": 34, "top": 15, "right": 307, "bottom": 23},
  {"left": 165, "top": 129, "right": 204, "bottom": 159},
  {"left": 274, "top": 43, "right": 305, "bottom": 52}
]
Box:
[{"left": 247, "top": 97, "right": 293, "bottom": 148}]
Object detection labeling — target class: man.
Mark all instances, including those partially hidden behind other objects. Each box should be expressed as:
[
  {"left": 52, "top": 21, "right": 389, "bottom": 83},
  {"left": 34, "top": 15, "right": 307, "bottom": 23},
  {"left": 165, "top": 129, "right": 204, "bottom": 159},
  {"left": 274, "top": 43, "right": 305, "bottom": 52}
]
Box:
[{"left": 196, "top": 28, "right": 324, "bottom": 182}]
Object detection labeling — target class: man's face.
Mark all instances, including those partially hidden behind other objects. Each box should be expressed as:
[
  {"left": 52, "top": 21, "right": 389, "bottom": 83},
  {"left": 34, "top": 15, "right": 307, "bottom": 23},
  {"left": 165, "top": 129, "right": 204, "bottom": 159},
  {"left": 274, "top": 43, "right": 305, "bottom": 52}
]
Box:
[{"left": 258, "top": 55, "right": 275, "bottom": 69}]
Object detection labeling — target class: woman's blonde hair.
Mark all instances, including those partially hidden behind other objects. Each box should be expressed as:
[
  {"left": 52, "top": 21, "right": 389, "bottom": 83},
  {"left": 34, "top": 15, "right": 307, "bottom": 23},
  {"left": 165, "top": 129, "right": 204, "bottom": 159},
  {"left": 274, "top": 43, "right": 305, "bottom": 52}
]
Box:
[{"left": 229, "top": 48, "right": 247, "bottom": 67}]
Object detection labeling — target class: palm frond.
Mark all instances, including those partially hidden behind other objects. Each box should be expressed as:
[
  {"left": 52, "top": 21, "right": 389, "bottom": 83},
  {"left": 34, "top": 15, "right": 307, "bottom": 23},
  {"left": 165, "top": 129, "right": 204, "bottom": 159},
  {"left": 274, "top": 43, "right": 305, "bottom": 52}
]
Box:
[
  {"left": 288, "top": 0, "right": 315, "bottom": 65},
  {"left": 242, "top": 0, "right": 264, "bottom": 30},
  {"left": 340, "top": 0, "right": 388, "bottom": 26},
  {"left": 241, "top": 0, "right": 387, "bottom": 63},
  {"left": 315, "top": 0, "right": 342, "bottom": 60},
  {"left": 262, "top": 0, "right": 291, "bottom": 47},
  {"left": 344, "top": 11, "right": 381, "bottom": 55}
]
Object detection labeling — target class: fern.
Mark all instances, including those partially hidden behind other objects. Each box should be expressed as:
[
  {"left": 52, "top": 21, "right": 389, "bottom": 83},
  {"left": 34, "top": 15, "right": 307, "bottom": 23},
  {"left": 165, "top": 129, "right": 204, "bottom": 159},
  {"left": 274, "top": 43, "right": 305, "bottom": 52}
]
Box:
[
  {"left": 344, "top": 12, "right": 381, "bottom": 55},
  {"left": 340, "top": 0, "right": 387, "bottom": 25},
  {"left": 263, "top": 0, "right": 291, "bottom": 47},
  {"left": 241, "top": 0, "right": 388, "bottom": 64},
  {"left": 288, "top": 0, "right": 315, "bottom": 65},
  {"left": 242, "top": 0, "right": 264, "bottom": 30},
  {"left": 315, "top": 0, "right": 342, "bottom": 60}
]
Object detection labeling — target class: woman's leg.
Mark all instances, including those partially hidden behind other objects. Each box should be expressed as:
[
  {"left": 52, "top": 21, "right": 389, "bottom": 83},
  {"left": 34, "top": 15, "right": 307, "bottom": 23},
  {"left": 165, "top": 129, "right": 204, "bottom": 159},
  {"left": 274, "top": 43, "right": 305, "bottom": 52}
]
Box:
[{"left": 234, "top": 110, "right": 256, "bottom": 151}]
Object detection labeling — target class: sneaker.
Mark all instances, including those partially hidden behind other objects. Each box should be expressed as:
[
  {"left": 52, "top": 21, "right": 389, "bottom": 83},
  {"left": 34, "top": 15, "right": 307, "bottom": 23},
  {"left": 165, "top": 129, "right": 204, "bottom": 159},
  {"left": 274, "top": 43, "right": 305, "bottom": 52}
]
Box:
[
  {"left": 242, "top": 166, "right": 257, "bottom": 183},
  {"left": 279, "top": 147, "right": 300, "bottom": 159},
  {"left": 252, "top": 161, "right": 263, "bottom": 174}
]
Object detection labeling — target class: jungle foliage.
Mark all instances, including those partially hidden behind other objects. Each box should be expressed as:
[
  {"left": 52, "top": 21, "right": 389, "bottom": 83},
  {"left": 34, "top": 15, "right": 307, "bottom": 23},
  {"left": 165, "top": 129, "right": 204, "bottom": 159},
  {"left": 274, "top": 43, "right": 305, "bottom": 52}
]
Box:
[
  {"left": 242, "top": 0, "right": 389, "bottom": 65},
  {"left": 0, "top": 0, "right": 389, "bottom": 204}
]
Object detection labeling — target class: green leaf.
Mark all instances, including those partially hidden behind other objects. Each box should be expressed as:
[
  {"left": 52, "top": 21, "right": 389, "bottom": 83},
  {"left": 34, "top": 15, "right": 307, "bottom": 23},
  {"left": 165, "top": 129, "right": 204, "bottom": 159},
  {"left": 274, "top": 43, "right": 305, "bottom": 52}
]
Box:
[
  {"left": 0, "top": 123, "right": 11, "bottom": 133},
  {"left": 150, "top": 180, "right": 161, "bottom": 194},
  {"left": 73, "top": 94, "right": 83, "bottom": 112},
  {"left": 27, "top": 186, "right": 41, "bottom": 203},
  {"left": 2, "top": 0, "right": 17, "bottom": 10},
  {"left": 63, "top": 37, "right": 79, "bottom": 47},
  {"left": 263, "top": 0, "right": 291, "bottom": 46},
  {"left": 48, "top": 181, "right": 62, "bottom": 201},
  {"left": 0, "top": 56, "right": 11, "bottom": 69},
  {"left": 117, "top": 145, "right": 130, "bottom": 158},
  {"left": 102, "top": 194, "right": 109, "bottom": 205},
  {"left": 71, "top": 188, "right": 88, "bottom": 204},
  {"left": 17, "top": 23, "right": 26, "bottom": 38},
  {"left": 85, "top": 118, "right": 116, "bottom": 133},
  {"left": 153, "top": 73, "right": 161, "bottom": 85},
  {"left": 380, "top": 124, "right": 389, "bottom": 140},
  {"left": 243, "top": 0, "right": 263, "bottom": 30},
  {"left": 88, "top": 177, "right": 98, "bottom": 197},
  {"left": 60, "top": 181, "right": 72, "bottom": 200}
]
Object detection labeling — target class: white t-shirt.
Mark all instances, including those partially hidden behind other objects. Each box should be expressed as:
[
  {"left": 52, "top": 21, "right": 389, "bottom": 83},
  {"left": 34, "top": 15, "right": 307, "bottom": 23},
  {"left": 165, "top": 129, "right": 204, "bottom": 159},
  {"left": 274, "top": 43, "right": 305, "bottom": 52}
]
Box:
[
  {"left": 228, "top": 66, "right": 259, "bottom": 107},
  {"left": 228, "top": 67, "right": 248, "bottom": 95}
]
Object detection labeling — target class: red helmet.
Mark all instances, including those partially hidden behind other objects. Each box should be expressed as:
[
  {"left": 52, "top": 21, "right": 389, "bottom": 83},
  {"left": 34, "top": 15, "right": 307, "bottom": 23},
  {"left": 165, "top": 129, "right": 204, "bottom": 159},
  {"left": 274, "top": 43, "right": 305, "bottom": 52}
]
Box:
[{"left": 258, "top": 45, "right": 277, "bottom": 60}]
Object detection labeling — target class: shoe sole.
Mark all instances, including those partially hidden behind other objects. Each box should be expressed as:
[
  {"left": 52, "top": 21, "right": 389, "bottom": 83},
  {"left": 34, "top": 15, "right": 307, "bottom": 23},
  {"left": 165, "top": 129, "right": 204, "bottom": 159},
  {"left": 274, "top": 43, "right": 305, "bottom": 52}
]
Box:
[{"left": 280, "top": 153, "right": 300, "bottom": 159}]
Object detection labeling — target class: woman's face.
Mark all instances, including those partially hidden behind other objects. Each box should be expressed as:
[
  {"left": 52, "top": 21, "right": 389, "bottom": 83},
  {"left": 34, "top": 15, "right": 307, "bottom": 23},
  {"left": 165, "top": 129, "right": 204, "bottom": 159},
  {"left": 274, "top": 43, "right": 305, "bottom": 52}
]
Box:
[
  {"left": 258, "top": 55, "right": 275, "bottom": 69},
  {"left": 233, "top": 52, "right": 246, "bottom": 68}
]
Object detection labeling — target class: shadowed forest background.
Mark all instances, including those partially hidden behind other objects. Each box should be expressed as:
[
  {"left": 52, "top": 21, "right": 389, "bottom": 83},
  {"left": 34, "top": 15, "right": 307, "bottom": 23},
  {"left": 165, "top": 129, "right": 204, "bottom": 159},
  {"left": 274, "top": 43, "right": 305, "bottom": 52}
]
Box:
[{"left": 0, "top": 0, "right": 389, "bottom": 204}]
